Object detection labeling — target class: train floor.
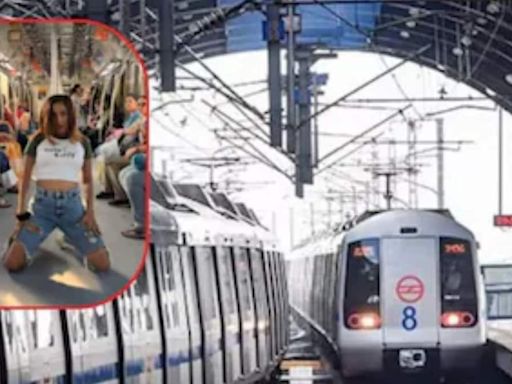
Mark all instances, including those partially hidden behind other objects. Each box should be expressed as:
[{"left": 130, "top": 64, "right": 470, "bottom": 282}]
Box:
[
  {"left": 275, "top": 319, "right": 512, "bottom": 384},
  {"left": 0, "top": 180, "right": 144, "bottom": 306}
]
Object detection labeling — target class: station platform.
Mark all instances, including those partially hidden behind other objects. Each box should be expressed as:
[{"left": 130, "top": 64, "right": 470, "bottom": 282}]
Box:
[{"left": 0, "top": 187, "right": 144, "bottom": 307}]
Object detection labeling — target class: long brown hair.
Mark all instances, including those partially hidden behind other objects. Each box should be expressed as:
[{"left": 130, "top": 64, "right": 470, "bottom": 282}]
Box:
[{"left": 39, "top": 94, "right": 81, "bottom": 143}]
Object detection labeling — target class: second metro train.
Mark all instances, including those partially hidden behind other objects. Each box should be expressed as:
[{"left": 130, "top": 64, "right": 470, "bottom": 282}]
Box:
[
  {"left": 287, "top": 209, "right": 487, "bottom": 380},
  {"left": 0, "top": 176, "right": 289, "bottom": 384}
]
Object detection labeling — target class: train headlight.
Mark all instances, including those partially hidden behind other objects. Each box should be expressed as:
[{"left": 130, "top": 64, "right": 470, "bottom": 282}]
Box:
[
  {"left": 347, "top": 312, "right": 381, "bottom": 330},
  {"left": 441, "top": 311, "right": 475, "bottom": 328}
]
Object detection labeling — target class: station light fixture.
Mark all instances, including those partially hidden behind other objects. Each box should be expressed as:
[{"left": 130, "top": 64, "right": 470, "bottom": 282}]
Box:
[
  {"left": 505, "top": 74, "right": 512, "bottom": 85},
  {"left": 486, "top": 1, "right": 500, "bottom": 14},
  {"left": 400, "top": 30, "right": 410, "bottom": 39},
  {"left": 461, "top": 35, "right": 472, "bottom": 47},
  {"left": 406, "top": 20, "right": 416, "bottom": 28},
  {"left": 452, "top": 46, "right": 463, "bottom": 56}
]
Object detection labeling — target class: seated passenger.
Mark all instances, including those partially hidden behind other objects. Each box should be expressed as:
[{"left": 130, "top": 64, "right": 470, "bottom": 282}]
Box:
[
  {"left": 2, "top": 94, "right": 110, "bottom": 273},
  {"left": 0, "top": 151, "right": 13, "bottom": 208},
  {"left": 96, "top": 94, "right": 145, "bottom": 200},
  {"left": 0, "top": 121, "right": 23, "bottom": 184},
  {"left": 119, "top": 153, "right": 147, "bottom": 239}
]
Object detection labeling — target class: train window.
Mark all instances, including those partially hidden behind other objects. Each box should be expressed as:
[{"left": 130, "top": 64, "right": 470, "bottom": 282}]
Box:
[
  {"left": 79, "top": 312, "right": 88, "bottom": 342},
  {"left": 28, "top": 311, "right": 55, "bottom": 349},
  {"left": 216, "top": 247, "right": 237, "bottom": 316},
  {"left": 91, "top": 306, "right": 109, "bottom": 339},
  {"left": 12, "top": 312, "right": 28, "bottom": 356},
  {"left": 132, "top": 268, "right": 155, "bottom": 331},
  {"left": 195, "top": 247, "right": 220, "bottom": 322},
  {"left": 236, "top": 248, "right": 256, "bottom": 319},
  {"left": 156, "top": 249, "right": 172, "bottom": 328},
  {"left": 2, "top": 312, "right": 14, "bottom": 355},
  {"left": 120, "top": 289, "right": 134, "bottom": 334},
  {"left": 344, "top": 239, "right": 380, "bottom": 326},
  {"left": 181, "top": 246, "right": 201, "bottom": 327},
  {"left": 250, "top": 249, "right": 269, "bottom": 322},
  {"left": 2, "top": 312, "right": 29, "bottom": 360},
  {"left": 440, "top": 238, "right": 478, "bottom": 317},
  {"left": 169, "top": 247, "right": 182, "bottom": 327}
]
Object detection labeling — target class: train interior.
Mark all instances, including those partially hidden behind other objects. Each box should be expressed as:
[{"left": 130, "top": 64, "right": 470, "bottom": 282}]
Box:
[{"left": 0, "top": 22, "right": 145, "bottom": 306}]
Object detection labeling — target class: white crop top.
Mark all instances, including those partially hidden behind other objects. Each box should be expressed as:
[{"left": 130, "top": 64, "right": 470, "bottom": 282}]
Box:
[{"left": 25, "top": 133, "right": 93, "bottom": 182}]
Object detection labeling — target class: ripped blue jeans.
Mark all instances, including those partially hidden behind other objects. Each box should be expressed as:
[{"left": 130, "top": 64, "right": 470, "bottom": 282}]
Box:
[{"left": 15, "top": 187, "right": 105, "bottom": 260}]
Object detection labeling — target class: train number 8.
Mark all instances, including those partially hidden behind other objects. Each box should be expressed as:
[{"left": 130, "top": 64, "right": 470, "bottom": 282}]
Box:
[{"left": 402, "top": 306, "right": 417, "bottom": 331}]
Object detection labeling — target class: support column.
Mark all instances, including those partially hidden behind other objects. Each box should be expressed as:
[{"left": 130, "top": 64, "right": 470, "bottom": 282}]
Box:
[
  {"left": 498, "top": 108, "right": 503, "bottom": 214},
  {"left": 286, "top": 5, "right": 296, "bottom": 153},
  {"left": 158, "top": 0, "right": 176, "bottom": 92},
  {"left": 297, "top": 48, "right": 313, "bottom": 184},
  {"left": 436, "top": 118, "right": 444, "bottom": 209},
  {"left": 267, "top": 3, "right": 282, "bottom": 147},
  {"left": 119, "top": 0, "right": 131, "bottom": 37}
]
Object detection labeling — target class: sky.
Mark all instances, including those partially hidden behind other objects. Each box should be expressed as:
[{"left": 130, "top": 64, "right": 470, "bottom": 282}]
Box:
[{"left": 149, "top": 49, "right": 512, "bottom": 264}]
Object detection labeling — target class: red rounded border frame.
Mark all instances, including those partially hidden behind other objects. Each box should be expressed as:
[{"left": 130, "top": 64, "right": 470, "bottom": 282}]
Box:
[{"left": 0, "top": 17, "right": 151, "bottom": 310}]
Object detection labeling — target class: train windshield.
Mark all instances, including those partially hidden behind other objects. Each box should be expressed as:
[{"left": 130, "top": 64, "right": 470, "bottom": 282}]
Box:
[
  {"left": 344, "top": 239, "right": 380, "bottom": 323},
  {"left": 440, "top": 238, "right": 478, "bottom": 316}
]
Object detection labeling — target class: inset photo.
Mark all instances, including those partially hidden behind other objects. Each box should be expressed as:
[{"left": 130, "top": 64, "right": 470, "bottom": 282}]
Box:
[{"left": 0, "top": 20, "right": 147, "bottom": 307}]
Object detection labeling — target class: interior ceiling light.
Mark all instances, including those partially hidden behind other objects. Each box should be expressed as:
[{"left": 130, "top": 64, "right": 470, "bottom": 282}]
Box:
[
  {"left": 486, "top": 1, "right": 500, "bottom": 14},
  {"left": 400, "top": 30, "right": 410, "bottom": 39},
  {"left": 505, "top": 74, "right": 512, "bottom": 85},
  {"left": 452, "top": 46, "right": 463, "bottom": 56},
  {"left": 406, "top": 20, "right": 416, "bottom": 28},
  {"left": 461, "top": 35, "right": 472, "bottom": 47}
]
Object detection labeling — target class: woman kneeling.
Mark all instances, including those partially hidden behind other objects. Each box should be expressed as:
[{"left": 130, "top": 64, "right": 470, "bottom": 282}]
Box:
[{"left": 3, "top": 95, "right": 110, "bottom": 272}]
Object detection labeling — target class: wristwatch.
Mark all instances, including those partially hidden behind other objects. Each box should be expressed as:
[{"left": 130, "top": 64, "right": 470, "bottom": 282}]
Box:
[{"left": 16, "top": 212, "right": 31, "bottom": 222}]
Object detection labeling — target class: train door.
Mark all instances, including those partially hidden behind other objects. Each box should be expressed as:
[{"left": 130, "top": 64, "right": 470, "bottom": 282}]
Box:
[
  {"left": 233, "top": 247, "right": 258, "bottom": 375},
  {"left": 193, "top": 246, "right": 224, "bottom": 384},
  {"left": 67, "top": 304, "right": 119, "bottom": 383},
  {"left": 215, "top": 246, "right": 242, "bottom": 383},
  {"left": 155, "top": 245, "right": 191, "bottom": 384},
  {"left": 26, "top": 310, "right": 67, "bottom": 383},
  {"left": 381, "top": 238, "right": 439, "bottom": 347},
  {"left": 249, "top": 249, "right": 271, "bottom": 370},
  {"left": 181, "top": 246, "right": 203, "bottom": 384},
  {"left": 1, "top": 311, "right": 30, "bottom": 383}
]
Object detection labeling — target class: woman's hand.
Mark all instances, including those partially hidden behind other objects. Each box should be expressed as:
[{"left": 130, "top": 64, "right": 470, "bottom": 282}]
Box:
[{"left": 82, "top": 210, "right": 101, "bottom": 236}]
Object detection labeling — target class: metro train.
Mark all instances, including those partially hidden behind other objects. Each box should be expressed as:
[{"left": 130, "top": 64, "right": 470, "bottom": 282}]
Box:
[
  {"left": 0, "top": 176, "right": 289, "bottom": 383},
  {"left": 287, "top": 209, "right": 487, "bottom": 380}
]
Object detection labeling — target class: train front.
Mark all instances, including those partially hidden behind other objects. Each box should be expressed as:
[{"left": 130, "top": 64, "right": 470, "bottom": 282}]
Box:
[{"left": 338, "top": 210, "right": 487, "bottom": 379}]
